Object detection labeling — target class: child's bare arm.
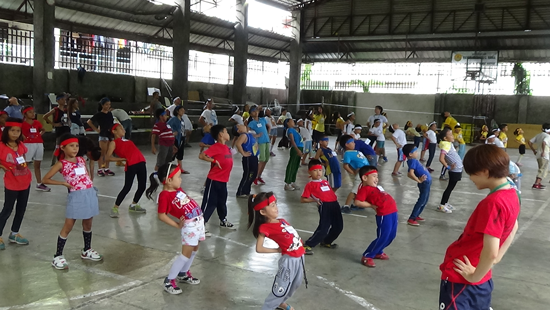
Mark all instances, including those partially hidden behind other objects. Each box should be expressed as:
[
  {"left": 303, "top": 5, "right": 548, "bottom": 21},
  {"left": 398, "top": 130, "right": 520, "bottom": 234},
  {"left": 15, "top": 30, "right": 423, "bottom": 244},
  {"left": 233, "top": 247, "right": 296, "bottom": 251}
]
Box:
[
  {"left": 255, "top": 234, "right": 281, "bottom": 254},
  {"left": 494, "top": 220, "right": 519, "bottom": 264},
  {"left": 343, "top": 163, "right": 355, "bottom": 175},
  {"left": 453, "top": 234, "right": 500, "bottom": 283},
  {"left": 407, "top": 169, "right": 426, "bottom": 183}
]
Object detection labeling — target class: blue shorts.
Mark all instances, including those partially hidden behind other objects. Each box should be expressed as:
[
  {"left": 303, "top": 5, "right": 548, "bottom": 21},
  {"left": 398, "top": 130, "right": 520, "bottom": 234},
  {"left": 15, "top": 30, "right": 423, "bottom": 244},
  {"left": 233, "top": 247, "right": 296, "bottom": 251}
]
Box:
[
  {"left": 303, "top": 140, "right": 313, "bottom": 154},
  {"left": 397, "top": 148, "right": 405, "bottom": 162},
  {"left": 326, "top": 173, "right": 342, "bottom": 189},
  {"left": 376, "top": 141, "right": 385, "bottom": 149},
  {"left": 439, "top": 279, "right": 493, "bottom": 310}
]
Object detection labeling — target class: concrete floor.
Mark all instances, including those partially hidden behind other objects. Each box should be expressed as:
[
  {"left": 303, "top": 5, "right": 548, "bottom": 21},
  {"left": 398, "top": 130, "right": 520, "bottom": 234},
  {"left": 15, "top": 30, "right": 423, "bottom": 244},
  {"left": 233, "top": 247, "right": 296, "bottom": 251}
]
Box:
[{"left": 1, "top": 140, "right": 549, "bottom": 310}]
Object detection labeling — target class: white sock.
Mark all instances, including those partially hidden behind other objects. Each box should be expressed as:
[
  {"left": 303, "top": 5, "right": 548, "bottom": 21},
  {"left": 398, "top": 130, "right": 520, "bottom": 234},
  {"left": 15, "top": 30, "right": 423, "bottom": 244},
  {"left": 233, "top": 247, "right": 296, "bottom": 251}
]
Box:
[
  {"left": 180, "top": 251, "right": 197, "bottom": 274},
  {"left": 168, "top": 254, "right": 189, "bottom": 280},
  {"left": 11, "top": 232, "right": 18, "bottom": 236}
]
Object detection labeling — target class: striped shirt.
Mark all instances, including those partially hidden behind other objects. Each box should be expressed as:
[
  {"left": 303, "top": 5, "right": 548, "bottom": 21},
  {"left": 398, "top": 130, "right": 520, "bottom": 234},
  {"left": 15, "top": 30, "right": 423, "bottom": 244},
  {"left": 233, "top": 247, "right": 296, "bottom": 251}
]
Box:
[
  {"left": 152, "top": 121, "right": 175, "bottom": 147},
  {"left": 439, "top": 141, "right": 463, "bottom": 172}
]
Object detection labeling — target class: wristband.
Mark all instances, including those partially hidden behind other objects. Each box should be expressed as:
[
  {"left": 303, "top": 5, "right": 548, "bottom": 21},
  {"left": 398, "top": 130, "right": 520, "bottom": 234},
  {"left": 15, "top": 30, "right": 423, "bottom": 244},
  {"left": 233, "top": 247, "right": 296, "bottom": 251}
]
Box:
[{"left": 447, "top": 165, "right": 451, "bottom": 170}]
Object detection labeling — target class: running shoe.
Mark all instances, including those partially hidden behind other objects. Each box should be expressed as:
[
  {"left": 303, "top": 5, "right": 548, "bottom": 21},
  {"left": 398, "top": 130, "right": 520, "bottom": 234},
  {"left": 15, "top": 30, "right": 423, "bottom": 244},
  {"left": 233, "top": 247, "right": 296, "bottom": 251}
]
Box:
[
  {"left": 415, "top": 216, "right": 425, "bottom": 221},
  {"left": 220, "top": 219, "right": 235, "bottom": 229},
  {"left": 36, "top": 183, "right": 51, "bottom": 192},
  {"left": 341, "top": 205, "right": 351, "bottom": 214},
  {"left": 253, "top": 178, "right": 260, "bottom": 186},
  {"left": 129, "top": 204, "right": 146, "bottom": 213},
  {"left": 407, "top": 219, "right": 420, "bottom": 226},
  {"left": 361, "top": 257, "right": 376, "bottom": 267},
  {"left": 383, "top": 156, "right": 388, "bottom": 162},
  {"left": 290, "top": 183, "right": 300, "bottom": 190},
  {"left": 163, "top": 277, "right": 183, "bottom": 295},
  {"left": 303, "top": 245, "right": 314, "bottom": 255},
  {"left": 439, "top": 175, "right": 448, "bottom": 181},
  {"left": 445, "top": 203, "right": 455, "bottom": 210},
  {"left": 81, "top": 248, "right": 103, "bottom": 261},
  {"left": 391, "top": 172, "right": 402, "bottom": 177},
  {"left": 110, "top": 207, "right": 120, "bottom": 218},
  {"left": 270, "top": 152, "right": 276, "bottom": 157},
  {"left": 374, "top": 253, "right": 389, "bottom": 260},
  {"left": 8, "top": 234, "right": 29, "bottom": 245},
  {"left": 97, "top": 170, "right": 105, "bottom": 177},
  {"left": 257, "top": 177, "right": 266, "bottom": 185},
  {"left": 532, "top": 183, "right": 545, "bottom": 190},
  {"left": 284, "top": 184, "right": 295, "bottom": 191},
  {"left": 320, "top": 243, "right": 338, "bottom": 249},
  {"left": 104, "top": 169, "right": 115, "bottom": 176},
  {"left": 427, "top": 168, "right": 434, "bottom": 173},
  {"left": 52, "top": 255, "right": 69, "bottom": 270},
  {"left": 177, "top": 272, "right": 200, "bottom": 285},
  {"left": 205, "top": 230, "right": 212, "bottom": 237},
  {"left": 437, "top": 205, "right": 452, "bottom": 213}
]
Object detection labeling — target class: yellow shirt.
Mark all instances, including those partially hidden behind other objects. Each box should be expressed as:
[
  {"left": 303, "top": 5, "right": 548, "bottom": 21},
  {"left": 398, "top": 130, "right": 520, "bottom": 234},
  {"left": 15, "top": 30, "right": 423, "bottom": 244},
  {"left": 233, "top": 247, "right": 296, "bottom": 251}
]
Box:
[
  {"left": 406, "top": 127, "right": 421, "bottom": 137},
  {"left": 442, "top": 116, "right": 458, "bottom": 130},
  {"left": 336, "top": 117, "right": 345, "bottom": 130},
  {"left": 515, "top": 134, "right": 525, "bottom": 145},
  {"left": 453, "top": 130, "right": 465, "bottom": 144},
  {"left": 499, "top": 132, "right": 508, "bottom": 148},
  {"left": 242, "top": 112, "right": 250, "bottom": 119},
  {"left": 313, "top": 114, "right": 325, "bottom": 132}
]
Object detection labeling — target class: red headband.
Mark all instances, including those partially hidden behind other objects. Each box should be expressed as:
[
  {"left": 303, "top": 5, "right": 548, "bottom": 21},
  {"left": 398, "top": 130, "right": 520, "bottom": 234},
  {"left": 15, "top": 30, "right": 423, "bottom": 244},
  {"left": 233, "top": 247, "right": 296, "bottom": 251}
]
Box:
[
  {"left": 309, "top": 164, "right": 323, "bottom": 171},
  {"left": 0, "top": 111, "right": 7, "bottom": 116},
  {"left": 162, "top": 166, "right": 181, "bottom": 184},
  {"left": 363, "top": 170, "right": 378, "bottom": 177},
  {"left": 22, "top": 107, "right": 33, "bottom": 114},
  {"left": 253, "top": 195, "right": 276, "bottom": 211},
  {"left": 5, "top": 122, "right": 22, "bottom": 128},
  {"left": 111, "top": 123, "right": 121, "bottom": 132},
  {"left": 54, "top": 138, "right": 79, "bottom": 158}
]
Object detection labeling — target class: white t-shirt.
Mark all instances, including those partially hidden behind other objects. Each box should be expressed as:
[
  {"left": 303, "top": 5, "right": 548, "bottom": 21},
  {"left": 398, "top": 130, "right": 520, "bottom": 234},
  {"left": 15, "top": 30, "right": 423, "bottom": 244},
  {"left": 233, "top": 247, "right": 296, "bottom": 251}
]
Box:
[
  {"left": 305, "top": 119, "right": 313, "bottom": 136},
  {"left": 427, "top": 130, "right": 437, "bottom": 143},
  {"left": 392, "top": 129, "right": 407, "bottom": 147},
  {"left": 166, "top": 104, "right": 178, "bottom": 117},
  {"left": 230, "top": 114, "right": 244, "bottom": 125},
  {"left": 181, "top": 114, "right": 192, "bottom": 132},
  {"left": 344, "top": 122, "right": 355, "bottom": 135},
  {"left": 299, "top": 127, "right": 312, "bottom": 141},
  {"left": 353, "top": 133, "right": 362, "bottom": 140},
  {"left": 529, "top": 132, "right": 550, "bottom": 159},
  {"left": 370, "top": 125, "right": 385, "bottom": 141},
  {"left": 200, "top": 109, "right": 218, "bottom": 126},
  {"left": 367, "top": 114, "right": 388, "bottom": 126}
]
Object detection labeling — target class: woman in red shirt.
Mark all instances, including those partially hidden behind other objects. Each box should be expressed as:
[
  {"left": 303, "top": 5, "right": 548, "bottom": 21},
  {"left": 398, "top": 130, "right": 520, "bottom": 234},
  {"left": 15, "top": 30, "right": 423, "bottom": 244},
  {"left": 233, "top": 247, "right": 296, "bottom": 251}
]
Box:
[
  {"left": 105, "top": 124, "right": 147, "bottom": 218},
  {"left": 0, "top": 118, "right": 33, "bottom": 250}
]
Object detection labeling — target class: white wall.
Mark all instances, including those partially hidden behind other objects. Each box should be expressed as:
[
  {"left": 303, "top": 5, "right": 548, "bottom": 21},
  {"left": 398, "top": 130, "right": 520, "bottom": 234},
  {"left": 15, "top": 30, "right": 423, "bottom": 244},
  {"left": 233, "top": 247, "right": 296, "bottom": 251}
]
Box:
[{"left": 355, "top": 93, "right": 436, "bottom": 128}]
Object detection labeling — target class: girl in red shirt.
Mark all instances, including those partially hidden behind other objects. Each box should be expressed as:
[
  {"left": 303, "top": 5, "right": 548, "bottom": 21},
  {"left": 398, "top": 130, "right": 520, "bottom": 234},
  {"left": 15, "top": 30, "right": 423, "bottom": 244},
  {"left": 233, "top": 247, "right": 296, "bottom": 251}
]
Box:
[
  {"left": 105, "top": 124, "right": 147, "bottom": 218},
  {"left": 21, "top": 106, "right": 50, "bottom": 192},
  {"left": 43, "top": 134, "right": 102, "bottom": 270},
  {"left": 248, "top": 192, "right": 306, "bottom": 310},
  {"left": 0, "top": 118, "right": 32, "bottom": 250},
  {"left": 146, "top": 163, "right": 204, "bottom": 295}
]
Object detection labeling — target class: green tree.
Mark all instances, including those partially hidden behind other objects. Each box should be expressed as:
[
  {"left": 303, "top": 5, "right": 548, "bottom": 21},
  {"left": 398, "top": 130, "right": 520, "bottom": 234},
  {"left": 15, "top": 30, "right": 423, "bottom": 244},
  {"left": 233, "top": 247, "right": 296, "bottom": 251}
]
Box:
[{"left": 511, "top": 63, "right": 531, "bottom": 95}]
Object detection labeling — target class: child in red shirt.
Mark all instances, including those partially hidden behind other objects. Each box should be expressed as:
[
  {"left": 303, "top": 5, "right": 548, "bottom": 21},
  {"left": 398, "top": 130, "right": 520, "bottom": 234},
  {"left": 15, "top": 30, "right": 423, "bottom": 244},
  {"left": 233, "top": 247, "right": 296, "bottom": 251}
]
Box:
[
  {"left": 354, "top": 165, "right": 398, "bottom": 268},
  {"left": 151, "top": 108, "right": 176, "bottom": 171},
  {"left": 146, "top": 163, "right": 204, "bottom": 295},
  {"left": 439, "top": 144, "right": 520, "bottom": 310},
  {"left": 0, "top": 118, "right": 32, "bottom": 250},
  {"left": 199, "top": 124, "right": 234, "bottom": 235},
  {"left": 248, "top": 192, "right": 306, "bottom": 310},
  {"left": 301, "top": 159, "right": 343, "bottom": 255},
  {"left": 21, "top": 106, "right": 50, "bottom": 192}
]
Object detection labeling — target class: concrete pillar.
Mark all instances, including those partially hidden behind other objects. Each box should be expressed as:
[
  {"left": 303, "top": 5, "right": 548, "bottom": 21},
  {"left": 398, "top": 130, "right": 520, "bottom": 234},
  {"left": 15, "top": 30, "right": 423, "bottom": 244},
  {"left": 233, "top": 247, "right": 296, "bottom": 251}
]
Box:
[
  {"left": 33, "top": 0, "right": 55, "bottom": 113},
  {"left": 172, "top": 0, "right": 190, "bottom": 103},
  {"left": 518, "top": 95, "right": 529, "bottom": 123},
  {"left": 288, "top": 10, "right": 302, "bottom": 110},
  {"left": 233, "top": 0, "right": 248, "bottom": 104}
]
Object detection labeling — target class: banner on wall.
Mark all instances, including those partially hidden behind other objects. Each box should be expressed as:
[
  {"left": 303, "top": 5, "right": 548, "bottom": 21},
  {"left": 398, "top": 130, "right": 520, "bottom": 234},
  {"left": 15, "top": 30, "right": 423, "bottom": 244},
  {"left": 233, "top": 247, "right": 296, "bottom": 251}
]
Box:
[{"left": 451, "top": 51, "right": 499, "bottom": 65}]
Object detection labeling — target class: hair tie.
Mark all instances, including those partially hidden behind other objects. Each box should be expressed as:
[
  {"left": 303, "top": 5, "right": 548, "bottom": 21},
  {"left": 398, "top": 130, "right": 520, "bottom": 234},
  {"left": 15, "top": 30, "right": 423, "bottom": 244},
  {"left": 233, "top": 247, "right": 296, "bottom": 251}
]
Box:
[
  {"left": 309, "top": 164, "right": 323, "bottom": 171},
  {"left": 253, "top": 195, "right": 276, "bottom": 211}
]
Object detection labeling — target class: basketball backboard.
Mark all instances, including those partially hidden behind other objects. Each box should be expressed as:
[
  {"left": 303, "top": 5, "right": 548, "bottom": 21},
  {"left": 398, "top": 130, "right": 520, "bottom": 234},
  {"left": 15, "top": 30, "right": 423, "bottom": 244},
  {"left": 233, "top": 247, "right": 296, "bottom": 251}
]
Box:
[{"left": 452, "top": 51, "right": 499, "bottom": 84}]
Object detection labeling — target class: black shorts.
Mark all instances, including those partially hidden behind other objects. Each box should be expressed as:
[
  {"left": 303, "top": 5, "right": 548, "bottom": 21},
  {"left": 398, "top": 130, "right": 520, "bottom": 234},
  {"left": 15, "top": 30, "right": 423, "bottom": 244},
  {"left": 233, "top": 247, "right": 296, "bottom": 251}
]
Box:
[
  {"left": 439, "top": 279, "right": 493, "bottom": 310},
  {"left": 519, "top": 144, "right": 526, "bottom": 155},
  {"left": 312, "top": 130, "right": 324, "bottom": 143},
  {"left": 173, "top": 139, "right": 185, "bottom": 161}
]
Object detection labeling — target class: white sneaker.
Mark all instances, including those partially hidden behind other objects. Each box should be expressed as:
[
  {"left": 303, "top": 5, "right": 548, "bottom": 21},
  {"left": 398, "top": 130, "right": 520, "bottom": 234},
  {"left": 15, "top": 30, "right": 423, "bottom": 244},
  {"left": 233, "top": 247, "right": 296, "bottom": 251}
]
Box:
[
  {"left": 52, "top": 255, "right": 69, "bottom": 270},
  {"left": 284, "top": 184, "right": 295, "bottom": 191},
  {"left": 163, "top": 277, "right": 183, "bottom": 295},
  {"left": 81, "top": 248, "right": 103, "bottom": 261},
  {"left": 445, "top": 203, "right": 455, "bottom": 210},
  {"left": 291, "top": 183, "right": 300, "bottom": 190},
  {"left": 177, "top": 272, "right": 201, "bottom": 285},
  {"left": 205, "top": 230, "right": 212, "bottom": 237},
  {"left": 437, "top": 205, "right": 452, "bottom": 214}
]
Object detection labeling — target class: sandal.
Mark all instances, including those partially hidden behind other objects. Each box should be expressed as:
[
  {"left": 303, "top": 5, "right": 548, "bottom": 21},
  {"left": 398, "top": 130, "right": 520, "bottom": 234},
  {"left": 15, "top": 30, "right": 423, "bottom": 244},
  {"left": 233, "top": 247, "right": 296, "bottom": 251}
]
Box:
[{"left": 276, "top": 304, "right": 294, "bottom": 310}]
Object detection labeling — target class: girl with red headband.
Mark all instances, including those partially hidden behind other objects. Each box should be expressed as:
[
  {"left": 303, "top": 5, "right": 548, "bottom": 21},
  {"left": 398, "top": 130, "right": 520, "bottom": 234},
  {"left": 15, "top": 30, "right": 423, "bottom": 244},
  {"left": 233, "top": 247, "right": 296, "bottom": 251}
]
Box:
[
  {"left": 42, "top": 134, "right": 102, "bottom": 270},
  {"left": 21, "top": 106, "right": 50, "bottom": 192},
  {"left": 0, "top": 118, "right": 32, "bottom": 250},
  {"left": 105, "top": 123, "right": 147, "bottom": 218},
  {"left": 247, "top": 192, "right": 306, "bottom": 310},
  {"left": 0, "top": 111, "right": 8, "bottom": 133},
  {"left": 145, "top": 163, "right": 204, "bottom": 295}
]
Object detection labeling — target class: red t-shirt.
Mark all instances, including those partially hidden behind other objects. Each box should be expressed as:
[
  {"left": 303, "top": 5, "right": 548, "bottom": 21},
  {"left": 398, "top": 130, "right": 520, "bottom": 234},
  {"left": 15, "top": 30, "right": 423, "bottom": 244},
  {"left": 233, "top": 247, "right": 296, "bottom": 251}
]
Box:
[
  {"left": 355, "top": 184, "right": 398, "bottom": 216},
  {"left": 0, "top": 143, "right": 32, "bottom": 191},
  {"left": 157, "top": 188, "right": 202, "bottom": 220},
  {"left": 302, "top": 179, "right": 338, "bottom": 202},
  {"left": 440, "top": 188, "right": 520, "bottom": 285},
  {"left": 259, "top": 219, "right": 305, "bottom": 257},
  {"left": 204, "top": 142, "right": 233, "bottom": 182},
  {"left": 22, "top": 120, "right": 43, "bottom": 144},
  {"left": 113, "top": 138, "right": 146, "bottom": 171},
  {"left": 152, "top": 121, "right": 175, "bottom": 147}
]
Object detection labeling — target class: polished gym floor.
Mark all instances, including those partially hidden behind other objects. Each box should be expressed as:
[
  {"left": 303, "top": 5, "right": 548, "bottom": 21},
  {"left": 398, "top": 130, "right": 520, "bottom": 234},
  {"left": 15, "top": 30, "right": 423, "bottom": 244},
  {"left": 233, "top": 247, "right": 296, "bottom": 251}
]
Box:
[{"left": 0, "top": 140, "right": 548, "bottom": 310}]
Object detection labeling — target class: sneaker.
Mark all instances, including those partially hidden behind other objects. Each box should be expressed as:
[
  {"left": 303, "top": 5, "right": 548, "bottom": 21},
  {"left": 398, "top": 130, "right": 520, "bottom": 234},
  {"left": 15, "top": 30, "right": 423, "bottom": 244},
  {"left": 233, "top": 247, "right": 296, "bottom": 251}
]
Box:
[
  {"left": 427, "top": 168, "right": 434, "bottom": 173},
  {"left": 220, "top": 219, "right": 235, "bottom": 229},
  {"left": 52, "top": 255, "right": 69, "bottom": 270},
  {"left": 291, "top": 183, "right": 300, "bottom": 190},
  {"left": 532, "top": 183, "right": 545, "bottom": 190},
  {"left": 177, "top": 272, "right": 200, "bottom": 285},
  {"left": 341, "top": 205, "right": 351, "bottom": 214},
  {"left": 437, "top": 205, "right": 452, "bottom": 213},
  {"left": 205, "top": 230, "right": 212, "bottom": 237},
  {"left": 374, "top": 253, "right": 389, "bottom": 260},
  {"left": 163, "top": 277, "right": 183, "bottom": 295},
  {"left": 383, "top": 156, "right": 388, "bottom": 162},
  {"left": 284, "top": 184, "right": 295, "bottom": 191},
  {"left": 81, "top": 248, "right": 103, "bottom": 261},
  {"left": 320, "top": 243, "right": 338, "bottom": 249},
  {"left": 361, "top": 257, "right": 376, "bottom": 267},
  {"left": 104, "top": 169, "right": 115, "bottom": 176},
  {"left": 36, "top": 183, "right": 51, "bottom": 192},
  {"left": 303, "top": 245, "right": 314, "bottom": 255},
  {"left": 407, "top": 219, "right": 420, "bottom": 226},
  {"left": 97, "top": 170, "right": 106, "bottom": 177},
  {"left": 8, "top": 233, "right": 29, "bottom": 245},
  {"left": 257, "top": 177, "right": 266, "bottom": 185},
  {"left": 270, "top": 151, "right": 276, "bottom": 157},
  {"left": 350, "top": 204, "right": 362, "bottom": 211},
  {"left": 439, "top": 175, "right": 448, "bottom": 181},
  {"left": 236, "top": 194, "right": 248, "bottom": 198},
  {"left": 445, "top": 203, "right": 455, "bottom": 211},
  {"left": 110, "top": 207, "right": 120, "bottom": 218},
  {"left": 0, "top": 237, "right": 4, "bottom": 250},
  {"left": 129, "top": 204, "right": 147, "bottom": 213},
  {"left": 253, "top": 178, "right": 259, "bottom": 186},
  {"left": 415, "top": 216, "right": 425, "bottom": 221},
  {"left": 391, "top": 172, "right": 401, "bottom": 177}
]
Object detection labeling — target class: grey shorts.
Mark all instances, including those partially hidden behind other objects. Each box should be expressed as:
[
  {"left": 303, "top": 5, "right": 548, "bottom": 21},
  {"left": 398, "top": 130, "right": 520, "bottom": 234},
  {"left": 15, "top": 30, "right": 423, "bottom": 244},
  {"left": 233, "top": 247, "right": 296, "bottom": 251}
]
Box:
[
  {"left": 98, "top": 136, "right": 110, "bottom": 142},
  {"left": 66, "top": 187, "right": 100, "bottom": 219},
  {"left": 157, "top": 144, "right": 173, "bottom": 167},
  {"left": 270, "top": 128, "right": 278, "bottom": 136}
]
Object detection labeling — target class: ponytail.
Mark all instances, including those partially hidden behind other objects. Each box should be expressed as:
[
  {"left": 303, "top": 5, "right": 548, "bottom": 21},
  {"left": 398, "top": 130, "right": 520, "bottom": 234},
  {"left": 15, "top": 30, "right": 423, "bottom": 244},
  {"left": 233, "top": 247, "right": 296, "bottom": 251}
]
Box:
[
  {"left": 247, "top": 192, "right": 274, "bottom": 238},
  {"left": 145, "top": 172, "right": 160, "bottom": 200},
  {"left": 145, "top": 163, "right": 178, "bottom": 200}
]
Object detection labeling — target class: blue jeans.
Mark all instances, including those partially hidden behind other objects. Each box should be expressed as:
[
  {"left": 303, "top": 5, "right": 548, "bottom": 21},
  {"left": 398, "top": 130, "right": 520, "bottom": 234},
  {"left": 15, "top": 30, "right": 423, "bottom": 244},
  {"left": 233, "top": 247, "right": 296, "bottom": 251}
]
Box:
[{"left": 410, "top": 179, "right": 431, "bottom": 220}]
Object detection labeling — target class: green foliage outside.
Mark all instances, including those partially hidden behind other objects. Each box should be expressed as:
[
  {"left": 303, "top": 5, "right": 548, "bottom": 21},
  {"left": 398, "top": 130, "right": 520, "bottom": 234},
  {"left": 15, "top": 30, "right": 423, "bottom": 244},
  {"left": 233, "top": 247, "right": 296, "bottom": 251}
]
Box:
[{"left": 511, "top": 63, "right": 532, "bottom": 95}]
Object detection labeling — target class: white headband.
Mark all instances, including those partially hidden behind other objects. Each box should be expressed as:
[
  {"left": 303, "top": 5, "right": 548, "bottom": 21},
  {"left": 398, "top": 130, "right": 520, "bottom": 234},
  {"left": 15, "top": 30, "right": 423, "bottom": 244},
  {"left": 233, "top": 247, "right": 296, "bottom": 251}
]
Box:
[{"left": 544, "top": 128, "right": 550, "bottom": 133}]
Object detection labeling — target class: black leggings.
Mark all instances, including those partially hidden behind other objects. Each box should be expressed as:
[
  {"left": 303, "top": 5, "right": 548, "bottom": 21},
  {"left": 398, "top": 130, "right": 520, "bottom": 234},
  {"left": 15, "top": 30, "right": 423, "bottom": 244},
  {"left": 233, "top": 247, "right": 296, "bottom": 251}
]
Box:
[
  {"left": 172, "top": 139, "right": 185, "bottom": 161},
  {"left": 426, "top": 143, "right": 437, "bottom": 167},
  {"left": 0, "top": 186, "right": 30, "bottom": 236},
  {"left": 441, "top": 171, "right": 462, "bottom": 205},
  {"left": 115, "top": 162, "right": 147, "bottom": 206}
]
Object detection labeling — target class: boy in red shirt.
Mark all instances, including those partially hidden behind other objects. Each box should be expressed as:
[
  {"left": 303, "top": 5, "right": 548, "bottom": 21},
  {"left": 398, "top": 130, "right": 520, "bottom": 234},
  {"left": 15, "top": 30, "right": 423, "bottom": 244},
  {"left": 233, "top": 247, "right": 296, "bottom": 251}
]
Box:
[
  {"left": 21, "top": 106, "right": 50, "bottom": 192},
  {"left": 199, "top": 124, "right": 234, "bottom": 235},
  {"left": 354, "top": 165, "right": 398, "bottom": 268},
  {"left": 300, "top": 159, "right": 343, "bottom": 255},
  {"left": 151, "top": 109, "right": 176, "bottom": 171},
  {"left": 439, "top": 144, "right": 520, "bottom": 310}
]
